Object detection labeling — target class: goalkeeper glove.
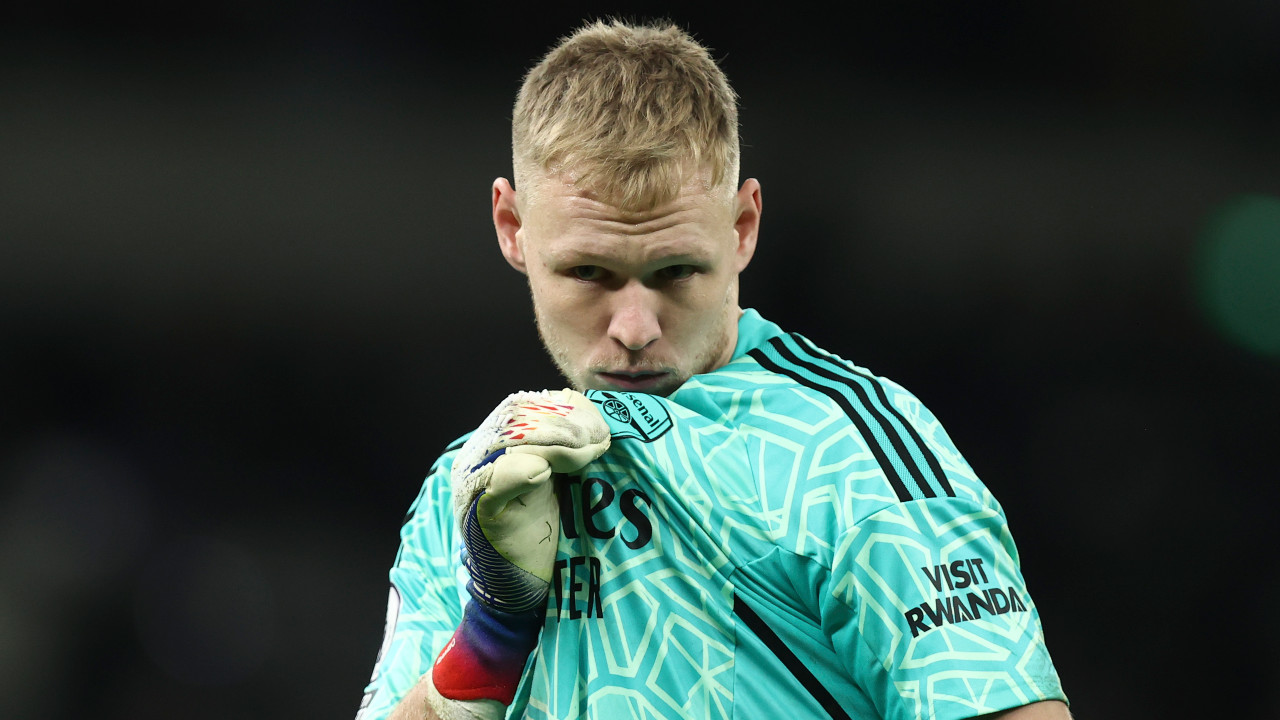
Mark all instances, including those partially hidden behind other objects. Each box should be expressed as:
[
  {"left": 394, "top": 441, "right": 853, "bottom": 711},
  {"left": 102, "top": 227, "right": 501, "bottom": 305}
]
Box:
[{"left": 429, "top": 389, "right": 609, "bottom": 715}]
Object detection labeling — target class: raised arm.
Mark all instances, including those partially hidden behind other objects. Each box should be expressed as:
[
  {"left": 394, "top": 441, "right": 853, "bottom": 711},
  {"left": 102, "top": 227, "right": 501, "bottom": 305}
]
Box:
[{"left": 382, "top": 390, "right": 610, "bottom": 720}]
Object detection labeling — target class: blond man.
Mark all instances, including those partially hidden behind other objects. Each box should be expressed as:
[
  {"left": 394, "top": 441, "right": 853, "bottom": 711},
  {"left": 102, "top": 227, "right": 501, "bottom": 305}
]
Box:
[{"left": 357, "top": 20, "right": 1070, "bottom": 720}]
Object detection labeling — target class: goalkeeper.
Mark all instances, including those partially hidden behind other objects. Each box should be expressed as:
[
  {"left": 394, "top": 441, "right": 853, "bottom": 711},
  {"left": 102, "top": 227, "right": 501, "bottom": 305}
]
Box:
[{"left": 357, "top": 19, "right": 1071, "bottom": 720}]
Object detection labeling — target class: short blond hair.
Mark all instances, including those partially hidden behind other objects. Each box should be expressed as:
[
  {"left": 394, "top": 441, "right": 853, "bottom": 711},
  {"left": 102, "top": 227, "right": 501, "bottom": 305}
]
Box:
[{"left": 513, "top": 19, "right": 739, "bottom": 212}]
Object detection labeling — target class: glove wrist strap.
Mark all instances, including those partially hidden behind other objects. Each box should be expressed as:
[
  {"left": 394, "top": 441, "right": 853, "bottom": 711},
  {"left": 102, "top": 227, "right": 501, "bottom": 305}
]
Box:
[
  {"left": 434, "top": 493, "right": 549, "bottom": 705},
  {"left": 432, "top": 601, "right": 544, "bottom": 705},
  {"left": 461, "top": 491, "right": 550, "bottom": 614}
]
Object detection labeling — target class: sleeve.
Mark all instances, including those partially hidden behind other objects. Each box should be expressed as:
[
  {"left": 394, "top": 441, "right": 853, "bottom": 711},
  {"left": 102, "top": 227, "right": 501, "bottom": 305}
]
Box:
[
  {"left": 356, "top": 446, "right": 468, "bottom": 720},
  {"left": 822, "top": 496, "right": 1066, "bottom": 720}
]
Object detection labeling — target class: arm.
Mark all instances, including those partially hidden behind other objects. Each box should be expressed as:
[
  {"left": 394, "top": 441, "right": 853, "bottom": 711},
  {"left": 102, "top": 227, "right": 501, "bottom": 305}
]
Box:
[
  {"left": 978, "top": 700, "right": 1072, "bottom": 719},
  {"left": 824, "top": 498, "right": 1068, "bottom": 720},
  {"left": 823, "top": 377, "right": 1069, "bottom": 720},
  {"left": 388, "top": 676, "right": 440, "bottom": 720},
  {"left": 357, "top": 442, "right": 538, "bottom": 720},
  {"left": 356, "top": 447, "right": 469, "bottom": 720},
  {"left": 384, "top": 390, "right": 610, "bottom": 720},
  {"left": 388, "top": 674, "right": 505, "bottom": 720}
]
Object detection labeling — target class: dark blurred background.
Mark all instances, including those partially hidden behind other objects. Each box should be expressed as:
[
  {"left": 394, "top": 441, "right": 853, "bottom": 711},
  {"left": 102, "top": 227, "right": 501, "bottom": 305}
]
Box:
[{"left": 2, "top": 2, "right": 1278, "bottom": 718}]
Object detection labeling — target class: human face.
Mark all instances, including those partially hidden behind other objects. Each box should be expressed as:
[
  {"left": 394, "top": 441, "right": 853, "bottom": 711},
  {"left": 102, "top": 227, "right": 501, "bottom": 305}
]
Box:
[{"left": 494, "top": 175, "right": 761, "bottom": 396}]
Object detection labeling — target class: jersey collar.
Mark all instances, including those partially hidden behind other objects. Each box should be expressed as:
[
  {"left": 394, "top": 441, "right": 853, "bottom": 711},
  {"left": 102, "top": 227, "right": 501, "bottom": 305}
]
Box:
[{"left": 731, "top": 308, "right": 786, "bottom": 361}]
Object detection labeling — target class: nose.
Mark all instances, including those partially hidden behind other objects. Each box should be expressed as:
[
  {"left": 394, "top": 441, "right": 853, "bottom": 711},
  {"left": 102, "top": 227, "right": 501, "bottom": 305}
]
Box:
[{"left": 607, "top": 284, "right": 661, "bottom": 352}]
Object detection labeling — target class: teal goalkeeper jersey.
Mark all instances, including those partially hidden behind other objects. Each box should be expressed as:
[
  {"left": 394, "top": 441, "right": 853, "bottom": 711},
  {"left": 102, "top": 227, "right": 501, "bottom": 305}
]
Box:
[{"left": 357, "top": 309, "right": 1066, "bottom": 720}]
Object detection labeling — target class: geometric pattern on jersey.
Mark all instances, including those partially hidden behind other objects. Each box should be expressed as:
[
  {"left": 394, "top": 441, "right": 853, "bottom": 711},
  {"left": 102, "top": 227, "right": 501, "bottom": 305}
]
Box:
[
  {"left": 356, "top": 309, "right": 1065, "bottom": 720},
  {"left": 748, "top": 333, "right": 955, "bottom": 502}
]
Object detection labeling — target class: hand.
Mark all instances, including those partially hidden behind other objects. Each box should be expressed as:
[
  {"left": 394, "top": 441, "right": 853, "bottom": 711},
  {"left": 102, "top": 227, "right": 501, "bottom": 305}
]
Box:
[
  {"left": 431, "top": 390, "right": 609, "bottom": 710},
  {"left": 451, "top": 389, "right": 611, "bottom": 612}
]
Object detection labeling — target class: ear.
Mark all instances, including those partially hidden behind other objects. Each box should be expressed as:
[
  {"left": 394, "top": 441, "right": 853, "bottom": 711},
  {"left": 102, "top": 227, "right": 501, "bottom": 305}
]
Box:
[
  {"left": 493, "top": 177, "right": 527, "bottom": 274},
  {"left": 731, "top": 178, "right": 762, "bottom": 272}
]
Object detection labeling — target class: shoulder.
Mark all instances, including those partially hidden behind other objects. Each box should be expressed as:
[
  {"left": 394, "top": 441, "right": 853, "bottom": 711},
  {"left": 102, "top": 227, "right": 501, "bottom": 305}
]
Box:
[
  {"left": 739, "top": 332, "right": 983, "bottom": 504},
  {"left": 681, "top": 329, "right": 909, "bottom": 428},
  {"left": 432, "top": 432, "right": 472, "bottom": 473},
  {"left": 400, "top": 431, "right": 472, "bottom": 533},
  {"left": 685, "top": 329, "right": 994, "bottom": 541},
  {"left": 423, "top": 431, "right": 473, "bottom": 492}
]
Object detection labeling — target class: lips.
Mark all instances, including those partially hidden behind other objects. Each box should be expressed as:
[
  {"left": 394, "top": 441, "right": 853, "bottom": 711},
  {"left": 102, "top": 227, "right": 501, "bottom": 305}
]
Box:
[{"left": 597, "top": 371, "right": 668, "bottom": 392}]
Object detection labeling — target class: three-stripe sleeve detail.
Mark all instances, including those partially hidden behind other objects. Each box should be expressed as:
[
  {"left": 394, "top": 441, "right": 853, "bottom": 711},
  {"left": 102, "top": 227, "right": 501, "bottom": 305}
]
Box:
[
  {"left": 786, "top": 334, "right": 954, "bottom": 499},
  {"left": 748, "top": 348, "right": 916, "bottom": 502},
  {"left": 748, "top": 334, "right": 954, "bottom": 502}
]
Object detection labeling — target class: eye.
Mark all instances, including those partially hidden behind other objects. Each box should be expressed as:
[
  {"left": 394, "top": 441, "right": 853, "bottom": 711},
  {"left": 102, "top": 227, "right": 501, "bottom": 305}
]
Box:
[
  {"left": 656, "top": 264, "right": 696, "bottom": 281},
  {"left": 571, "top": 265, "right": 604, "bottom": 281}
]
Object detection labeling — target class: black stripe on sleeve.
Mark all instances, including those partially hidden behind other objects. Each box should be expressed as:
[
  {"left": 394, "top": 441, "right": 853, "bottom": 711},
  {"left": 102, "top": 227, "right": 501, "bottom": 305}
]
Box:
[
  {"left": 778, "top": 333, "right": 952, "bottom": 497},
  {"left": 769, "top": 337, "right": 935, "bottom": 500},
  {"left": 733, "top": 594, "right": 852, "bottom": 720},
  {"left": 748, "top": 347, "right": 917, "bottom": 503},
  {"left": 783, "top": 335, "right": 954, "bottom": 499}
]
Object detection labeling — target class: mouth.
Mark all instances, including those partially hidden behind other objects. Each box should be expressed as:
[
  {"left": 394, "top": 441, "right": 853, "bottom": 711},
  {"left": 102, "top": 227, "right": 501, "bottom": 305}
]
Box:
[{"left": 595, "top": 370, "right": 669, "bottom": 393}]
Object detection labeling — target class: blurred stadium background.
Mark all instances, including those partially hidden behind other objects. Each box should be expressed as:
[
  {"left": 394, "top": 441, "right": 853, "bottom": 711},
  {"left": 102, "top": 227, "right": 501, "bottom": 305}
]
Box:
[{"left": 2, "top": 2, "right": 1277, "bottom": 718}]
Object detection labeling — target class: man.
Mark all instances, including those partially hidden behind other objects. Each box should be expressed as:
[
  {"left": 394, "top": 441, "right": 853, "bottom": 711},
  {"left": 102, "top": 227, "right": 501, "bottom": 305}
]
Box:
[{"left": 357, "top": 19, "right": 1069, "bottom": 720}]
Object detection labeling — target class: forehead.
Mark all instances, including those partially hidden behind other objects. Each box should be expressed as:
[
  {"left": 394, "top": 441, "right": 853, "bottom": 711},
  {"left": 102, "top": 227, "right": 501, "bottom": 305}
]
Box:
[{"left": 523, "top": 178, "right": 732, "bottom": 262}]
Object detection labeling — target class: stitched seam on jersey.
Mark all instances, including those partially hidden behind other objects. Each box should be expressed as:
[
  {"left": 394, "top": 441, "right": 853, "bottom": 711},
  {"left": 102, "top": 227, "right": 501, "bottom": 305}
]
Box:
[
  {"left": 747, "top": 345, "right": 923, "bottom": 503},
  {"left": 733, "top": 593, "right": 853, "bottom": 720},
  {"left": 785, "top": 334, "right": 955, "bottom": 499}
]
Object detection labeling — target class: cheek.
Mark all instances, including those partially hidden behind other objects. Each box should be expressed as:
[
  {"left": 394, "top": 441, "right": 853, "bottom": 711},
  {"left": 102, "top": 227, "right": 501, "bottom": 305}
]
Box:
[
  {"left": 528, "top": 274, "right": 573, "bottom": 315},
  {"left": 685, "top": 276, "right": 733, "bottom": 323},
  {"left": 531, "top": 281, "right": 597, "bottom": 338}
]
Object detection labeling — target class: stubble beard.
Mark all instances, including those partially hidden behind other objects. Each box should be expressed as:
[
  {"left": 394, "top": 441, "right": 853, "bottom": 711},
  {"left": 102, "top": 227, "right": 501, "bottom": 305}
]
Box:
[{"left": 532, "top": 295, "right": 736, "bottom": 398}]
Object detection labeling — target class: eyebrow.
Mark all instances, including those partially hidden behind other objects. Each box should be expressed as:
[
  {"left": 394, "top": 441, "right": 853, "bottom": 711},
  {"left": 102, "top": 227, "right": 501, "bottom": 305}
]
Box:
[{"left": 541, "top": 244, "right": 712, "bottom": 269}]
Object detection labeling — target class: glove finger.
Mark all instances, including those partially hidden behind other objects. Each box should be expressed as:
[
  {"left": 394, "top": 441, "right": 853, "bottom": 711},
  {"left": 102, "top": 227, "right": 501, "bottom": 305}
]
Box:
[
  {"left": 489, "top": 389, "right": 610, "bottom": 458},
  {"left": 476, "top": 452, "right": 553, "bottom": 513},
  {"left": 476, "top": 476, "right": 560, "bottom": 583},
  {"left": 507, "top": 439, "right": 609, "bottom": 474}
]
